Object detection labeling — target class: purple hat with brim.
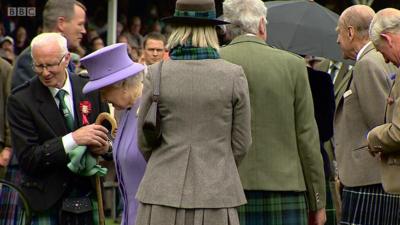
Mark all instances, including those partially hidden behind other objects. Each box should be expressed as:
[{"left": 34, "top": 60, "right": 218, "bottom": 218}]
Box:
[{"left": 81, "top": 43, "right": 145, "bottom": 94}]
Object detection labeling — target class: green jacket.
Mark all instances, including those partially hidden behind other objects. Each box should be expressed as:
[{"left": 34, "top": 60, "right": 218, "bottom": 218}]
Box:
[{"left": 220, "top": 35, "right": 326, "bottom": 211}]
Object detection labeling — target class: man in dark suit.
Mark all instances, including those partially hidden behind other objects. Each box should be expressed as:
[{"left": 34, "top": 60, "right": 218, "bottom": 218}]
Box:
[
  {"left": 7, "top": 33, "right": 109, "bottom": 224},
  {"left": 11, "top": 0, "right": 86, "bottom": 88}
]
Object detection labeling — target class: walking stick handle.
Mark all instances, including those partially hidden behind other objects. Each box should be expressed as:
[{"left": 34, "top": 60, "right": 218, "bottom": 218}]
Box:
[{"left": 95, "top": 112, "right": 117, "bottom": 225}]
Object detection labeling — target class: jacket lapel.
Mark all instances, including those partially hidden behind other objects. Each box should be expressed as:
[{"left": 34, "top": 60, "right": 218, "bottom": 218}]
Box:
[
  {"left": 70, "top": 74, "right": 84, "bottom": 128},
  {"left": 32, "top": 77, "right": 68, "bottom": 135},
  {"left": 334, "top": 70, "right": 353, "bottom": 113}
]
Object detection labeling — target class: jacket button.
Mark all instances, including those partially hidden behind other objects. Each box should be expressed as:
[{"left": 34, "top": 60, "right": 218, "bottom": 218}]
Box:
[
  {"left": 45, "top": 152, "right": 50, "bottom": 156},
  {"left": 45, "top": 162, "right": 50, "bottom": 166}
]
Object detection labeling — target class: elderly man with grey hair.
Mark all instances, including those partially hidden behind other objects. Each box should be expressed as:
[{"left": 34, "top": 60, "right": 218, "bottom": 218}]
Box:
[
  {"left": 220, "top": 0, "right": 326, "bottom": 224},
  {"left": 367, "top": 6, "right": 400, "bottom": 208},
  {"left": 369, "top": 8, "right": 400, "bottom": 67},
  {"left": 7, "top": 32, "right": 109, "bottom": 224},
  {"left": 334, "top": 5, "right": 400, "bottom": 225}
]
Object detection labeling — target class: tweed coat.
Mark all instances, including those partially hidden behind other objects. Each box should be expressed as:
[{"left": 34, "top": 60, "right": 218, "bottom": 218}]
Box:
[
  {"left": 220, "top": 35, "right": 325, "bottom": 211},
  {"left": 0, "top": 57, "right": 12, "bottom": 149},
  {"left": 334, "top": 43, "right": 397, "bottom": 187},
  {"left": 7, "top": 74, "right": 109, "bottom": 211},
  {"left": 137, "top": 59, "right": 251, "bottom": 208},
  {"left": 368, "top": 69, "right": 400, "bottom": 154}
]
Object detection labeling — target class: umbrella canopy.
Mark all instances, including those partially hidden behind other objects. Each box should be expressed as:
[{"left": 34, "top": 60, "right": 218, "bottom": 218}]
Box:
[{"left": 265, "top": 0, "right": 345, "bottom": 62}]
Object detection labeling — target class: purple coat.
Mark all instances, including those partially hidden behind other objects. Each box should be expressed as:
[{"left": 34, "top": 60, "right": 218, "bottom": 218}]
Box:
[{"left": 113, "top": 99, "right": 146, "bottom": 225}]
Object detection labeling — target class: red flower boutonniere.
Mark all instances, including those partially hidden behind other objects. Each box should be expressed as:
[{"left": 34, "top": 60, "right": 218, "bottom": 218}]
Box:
[{"left": 80, "top": 100, "right": 92, "bottom": 125}]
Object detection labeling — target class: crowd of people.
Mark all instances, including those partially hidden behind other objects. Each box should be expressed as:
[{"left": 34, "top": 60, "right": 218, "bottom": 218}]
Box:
[{"left": 1, "top": 0, "right": 400, "bottom": 225}]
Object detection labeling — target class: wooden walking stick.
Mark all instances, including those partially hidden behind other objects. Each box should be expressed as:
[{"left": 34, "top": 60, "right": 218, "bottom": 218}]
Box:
[{"left": 95, "top": 112, "right": 117, "bottom": 225}]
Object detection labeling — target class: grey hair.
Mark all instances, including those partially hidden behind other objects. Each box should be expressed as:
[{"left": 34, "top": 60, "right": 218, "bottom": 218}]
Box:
[
  {"left": 43, "top": 0, "right": 86, "bottom": 32},
  {"left": 100, "top": 72, "right": 144, "bottom": 102},
  {"left": 369, "top": 8, "right": 400, "bottom": 46},
  {"left": 341, "top": 5, "right": 375, "bottom": 40},
  {"left": 167, "top": 25, "right": 219, "bottom": 50},
  {"left": 109, "top": 72, "right": 143, "bottom": 90},
  {"left": 30, "top": 32, "right": 68, "bottom": 58},
  {"left": 223, "top": 0, "right": 267, "bottom": 37}
]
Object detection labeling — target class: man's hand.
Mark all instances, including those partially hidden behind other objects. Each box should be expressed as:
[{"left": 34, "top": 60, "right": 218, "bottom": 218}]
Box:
[
  {"left": 0, "top": 147, "right": 12, "bottom": 167},
  {"left": 88, "top": 142, "right": 110, "bottom": 156},
  {"left": 309, "top": 208, "right": 326, "bottom": 225},
  {"left": 72, "top": 124, "right": 109, "bottom": 147},
  {"left": 368, "top": 144, "right": 383, "bottom": 157}
]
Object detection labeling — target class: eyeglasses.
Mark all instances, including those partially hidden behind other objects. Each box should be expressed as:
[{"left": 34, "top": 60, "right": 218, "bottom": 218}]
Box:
[{"left": 32, "top": 54, "right": 67, "bottom": 73}]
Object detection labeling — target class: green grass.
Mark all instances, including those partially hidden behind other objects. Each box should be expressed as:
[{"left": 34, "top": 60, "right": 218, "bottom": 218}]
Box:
[{"left": 105, "top": 217, "right": 120, "bottom": 225}]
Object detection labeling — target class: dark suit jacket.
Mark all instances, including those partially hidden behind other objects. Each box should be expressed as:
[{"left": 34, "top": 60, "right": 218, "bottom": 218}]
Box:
[
  {"left": 307, "top": 67, "right": 335, "bottom": 178},
  {"left": 7, "top": 74, "right": 108, "bottom": 212},
  {"left": 307, "top": 67, "right": 335, "bottom": 143}
]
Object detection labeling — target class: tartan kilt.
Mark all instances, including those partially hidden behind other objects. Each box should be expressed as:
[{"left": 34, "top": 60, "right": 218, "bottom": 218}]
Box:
[
  {"left": 238, "top": 190, "right": 308, "bottom": 225},
  {"left": 325, "top": 179, "right": 337, "bottom": 225},
  {"left": 30, "top": 196, "right": 100, "bottom": 225},
  {"left": 340, "top": 184, "right": 400, "bottom": 225},
  {"left": 0, "top": 165, "right": 25, "bottom": 225}
]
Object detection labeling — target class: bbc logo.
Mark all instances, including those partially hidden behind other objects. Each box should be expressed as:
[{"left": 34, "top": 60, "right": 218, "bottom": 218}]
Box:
[{"left": 7, "top": 7, "right": 36, "bottom": 17}]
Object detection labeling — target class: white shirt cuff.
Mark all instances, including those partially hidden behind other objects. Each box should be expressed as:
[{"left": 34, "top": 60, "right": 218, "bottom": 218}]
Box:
[{"left": 62, "top": 133, "right": 79, "bottom": 154}]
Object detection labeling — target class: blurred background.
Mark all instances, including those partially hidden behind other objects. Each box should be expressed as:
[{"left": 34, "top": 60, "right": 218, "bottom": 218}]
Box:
[{"left": 0, "top": 0, "right": 399, "bottom": 47}]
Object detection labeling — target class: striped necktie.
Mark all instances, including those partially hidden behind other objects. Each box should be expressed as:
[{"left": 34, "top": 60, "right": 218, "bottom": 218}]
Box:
[{"left": 56, "top": 89, "right": 74, "bottom": 131}]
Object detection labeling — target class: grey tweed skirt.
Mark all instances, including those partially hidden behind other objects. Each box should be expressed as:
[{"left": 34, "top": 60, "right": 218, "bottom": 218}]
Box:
[{"left": 135, "top": 202, "right": 240, "bottom": 225}]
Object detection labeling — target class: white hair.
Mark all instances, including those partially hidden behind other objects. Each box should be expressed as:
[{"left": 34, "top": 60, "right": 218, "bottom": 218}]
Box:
[
  {"left": 369, "top": 8, "right": 400, "bottom": 47},
  {"left": 30, "top": 32, "right": 68, "bottom": 58},
  {"left": 223, "top": 0, "right": 267, "bottom": 36}
]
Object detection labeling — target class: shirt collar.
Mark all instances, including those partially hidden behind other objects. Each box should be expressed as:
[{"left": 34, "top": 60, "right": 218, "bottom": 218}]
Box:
[
  {"left": 49, "top": 69, "right": 72, "bottom": 97},
  {"left": 356, "top": 41, "right": 372, "bottom": 61}
]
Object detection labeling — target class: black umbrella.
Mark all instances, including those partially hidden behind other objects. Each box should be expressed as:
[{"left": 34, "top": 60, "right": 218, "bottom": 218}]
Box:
[{"left": 265, "top": 0, "right": 344, "bottom": 62}]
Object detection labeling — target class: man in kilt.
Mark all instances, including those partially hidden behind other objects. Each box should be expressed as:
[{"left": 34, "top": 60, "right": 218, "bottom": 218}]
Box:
[
  {"left": 334, "top": 5, "right": 400, "bottom": 225},
  {"left": 220, "top": 0, "right": 327, "bottom": 224}
]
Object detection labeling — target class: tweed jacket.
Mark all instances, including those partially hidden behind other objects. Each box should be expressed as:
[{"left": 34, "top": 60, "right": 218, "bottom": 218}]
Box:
[
  {"left": 7, "top": 74, "right": 109, "bottom": 211},
  {"left": 137, "top": 59, "right": 251, "bottom": 208},
  {"left": 334, "top": 43, "right": 397, "bottom": 187},
  {"left": 220, "top": 35, "right": 325, "bottom": 211},
  {"left": 368, "top": 69, "right": 400, "bottom": 154},
  {"left": 0, "top": 58, "right": 11, "bottom": 149}
]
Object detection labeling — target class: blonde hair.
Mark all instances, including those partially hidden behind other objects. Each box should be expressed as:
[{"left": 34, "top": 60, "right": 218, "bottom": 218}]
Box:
[{"left": 167, "top": 25, "right": 219, "bottom": 50}]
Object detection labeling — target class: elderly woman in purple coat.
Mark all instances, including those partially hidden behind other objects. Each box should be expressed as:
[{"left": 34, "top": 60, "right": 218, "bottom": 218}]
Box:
[{"left": 80, "top": 43, "right": 146, "bottom": 225}]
